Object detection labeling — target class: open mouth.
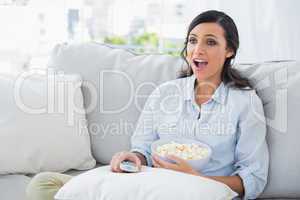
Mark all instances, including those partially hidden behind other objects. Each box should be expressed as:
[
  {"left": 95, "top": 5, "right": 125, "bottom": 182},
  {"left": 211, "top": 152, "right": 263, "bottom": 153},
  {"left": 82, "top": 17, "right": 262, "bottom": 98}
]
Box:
[{"left": 193, "top": 59, "right": 208, "bottom": 69}]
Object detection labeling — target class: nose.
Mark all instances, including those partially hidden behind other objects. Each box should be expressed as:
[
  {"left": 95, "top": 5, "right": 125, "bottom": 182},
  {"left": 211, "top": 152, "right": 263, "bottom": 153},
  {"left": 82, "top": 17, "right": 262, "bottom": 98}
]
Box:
[{"left": 193, "top": 42, "right": 205, "bottom": 55}]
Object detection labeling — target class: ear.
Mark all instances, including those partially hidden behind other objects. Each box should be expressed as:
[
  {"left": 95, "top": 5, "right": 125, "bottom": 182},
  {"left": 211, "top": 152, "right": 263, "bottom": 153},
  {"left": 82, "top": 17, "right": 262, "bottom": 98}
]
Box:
[
  {"left": 225, "top": 48, "right": 234, "bottom": 58},
  {"left": 226, "top": 49, "right": 234, "bottom": 58}
]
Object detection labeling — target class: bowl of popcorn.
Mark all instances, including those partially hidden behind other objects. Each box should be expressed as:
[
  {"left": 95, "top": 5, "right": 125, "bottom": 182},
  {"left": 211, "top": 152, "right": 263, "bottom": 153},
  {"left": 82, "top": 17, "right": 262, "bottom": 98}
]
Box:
[{"left": 151, "top": 138, "right": 212, "bottom": 171}]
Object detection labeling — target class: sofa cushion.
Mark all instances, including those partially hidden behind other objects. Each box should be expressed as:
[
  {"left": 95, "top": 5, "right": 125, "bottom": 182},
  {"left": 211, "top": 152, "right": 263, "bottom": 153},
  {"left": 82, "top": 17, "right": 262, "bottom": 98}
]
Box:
[
  {"left": 0, "top": 174, "right": 31, "bottom": 200},
  {"left": 236, "top": 61, "right": 300, "bottom": 198},
  {"left": 0, "top": 71, "right": 95, "bottom": 174},
  {"left": 55, "top": 166, "right": 238, "bottom": 200},
  {"left": 48, "top": 43, "right": 183, "bottom": 164}
]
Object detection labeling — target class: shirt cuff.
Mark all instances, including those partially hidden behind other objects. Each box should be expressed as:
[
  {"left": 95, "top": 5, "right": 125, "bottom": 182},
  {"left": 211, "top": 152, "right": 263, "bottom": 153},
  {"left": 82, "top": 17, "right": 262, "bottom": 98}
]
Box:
[
  {"left": 130, "top": 148, "right": 152, "bottom": 167},
  {"left": 233, "top": 169, "right": 256, "bottom": 200}
]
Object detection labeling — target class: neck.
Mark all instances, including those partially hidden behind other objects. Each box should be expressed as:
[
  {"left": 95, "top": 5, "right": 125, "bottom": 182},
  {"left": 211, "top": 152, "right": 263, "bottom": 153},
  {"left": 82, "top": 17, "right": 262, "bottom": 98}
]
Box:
[{"left": 194, "top": 78, "right": 221, "bottom": 105}]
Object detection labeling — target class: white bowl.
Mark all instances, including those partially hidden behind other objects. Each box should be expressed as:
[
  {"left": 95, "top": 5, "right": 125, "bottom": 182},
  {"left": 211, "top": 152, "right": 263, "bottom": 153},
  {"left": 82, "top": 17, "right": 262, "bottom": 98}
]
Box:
[{"left": 151, "top": 138, "right": 212, "bottom": 171}]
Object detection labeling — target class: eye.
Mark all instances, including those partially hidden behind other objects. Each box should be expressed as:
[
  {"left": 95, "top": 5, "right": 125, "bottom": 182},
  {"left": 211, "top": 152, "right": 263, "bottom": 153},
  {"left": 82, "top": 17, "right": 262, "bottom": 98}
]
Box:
[
  {"left": 188, "top": 37, "right": 197, "bottom": 44},
  {"left": 207, "top": 39, "right": 217, "bottom": 46}
]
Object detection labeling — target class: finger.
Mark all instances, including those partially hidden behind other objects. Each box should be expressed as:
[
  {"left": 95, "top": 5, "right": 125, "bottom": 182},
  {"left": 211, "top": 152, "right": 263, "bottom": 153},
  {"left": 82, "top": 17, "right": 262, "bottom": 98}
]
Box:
[
  {"left": 166, "top": 154, "right": 186, "bottom": 164},
  {"left": 152, "top": 154, "right": 175, "bottom": 169},
  {"left": 110, "top": 157, "right": 115, "bottom": 171},
  {"left": 110, "top": 154, "right": 118, "bottom": 172},
  {"left": 111, "top": 154, "right": 122, "bottom": 172},
  {"left": 113, "top": 152, "right": 127, "bottom": 172},
  {"left": 152, "top": 157, "right": 160, "bottom": 168}
]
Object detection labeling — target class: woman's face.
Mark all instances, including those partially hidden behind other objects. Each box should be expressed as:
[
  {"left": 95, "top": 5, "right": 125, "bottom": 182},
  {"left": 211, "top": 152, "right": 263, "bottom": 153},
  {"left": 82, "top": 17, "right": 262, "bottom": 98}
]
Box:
[{"left": 186, "top": 22, "right": 233, "bottom": 84}]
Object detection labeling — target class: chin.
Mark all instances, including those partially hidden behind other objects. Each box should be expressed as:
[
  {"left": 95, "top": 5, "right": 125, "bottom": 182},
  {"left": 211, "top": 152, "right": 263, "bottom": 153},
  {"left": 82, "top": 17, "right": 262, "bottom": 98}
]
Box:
[
  {"left": 192, "top": 69, "right": 206, "bottom": 79},
  {"left": 193, "top": 68, "right": 222, "bottom": 83}
]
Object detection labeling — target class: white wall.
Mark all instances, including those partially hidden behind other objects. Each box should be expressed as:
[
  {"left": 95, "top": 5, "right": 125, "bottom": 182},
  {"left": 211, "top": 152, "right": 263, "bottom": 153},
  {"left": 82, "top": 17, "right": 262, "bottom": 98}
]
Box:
[{"left": 185, "top": 0, "right": 300, "bottom": 63}]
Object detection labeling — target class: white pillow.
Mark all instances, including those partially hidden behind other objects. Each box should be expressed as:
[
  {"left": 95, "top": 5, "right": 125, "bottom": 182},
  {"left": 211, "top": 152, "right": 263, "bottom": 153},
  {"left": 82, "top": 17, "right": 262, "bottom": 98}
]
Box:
[
  {"left": 55, "top": 166, "right": 238, "bottom": 200},
  {"left": 0, "top": 69, "right": 96, "bottom": 174}
]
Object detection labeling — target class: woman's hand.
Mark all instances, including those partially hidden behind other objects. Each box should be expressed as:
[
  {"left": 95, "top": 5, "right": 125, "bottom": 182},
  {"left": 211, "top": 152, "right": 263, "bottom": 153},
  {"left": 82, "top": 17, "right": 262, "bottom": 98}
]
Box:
[
  {"left": 110, "top": 151, "right": 142, "bottom": 173},
  {"left": 152, "top": 153, "right": 202, "bottom": 176}
]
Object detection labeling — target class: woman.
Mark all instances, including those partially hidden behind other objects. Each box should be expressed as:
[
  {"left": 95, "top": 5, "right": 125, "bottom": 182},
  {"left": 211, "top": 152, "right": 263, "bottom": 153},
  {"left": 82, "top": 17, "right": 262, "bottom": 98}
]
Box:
[
  {"left": 26, "top": 10, "right": 268, "bottom": 200},
  {"left": 111, "top": 10, "right": 269, "bottom": 199}
]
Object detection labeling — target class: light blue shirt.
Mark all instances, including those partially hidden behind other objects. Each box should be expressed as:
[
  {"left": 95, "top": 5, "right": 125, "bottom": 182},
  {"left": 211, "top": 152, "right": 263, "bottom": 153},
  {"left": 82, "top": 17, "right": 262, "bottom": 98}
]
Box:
[{"left": 131, "top": 75, "right": 269, "bottom": 200}]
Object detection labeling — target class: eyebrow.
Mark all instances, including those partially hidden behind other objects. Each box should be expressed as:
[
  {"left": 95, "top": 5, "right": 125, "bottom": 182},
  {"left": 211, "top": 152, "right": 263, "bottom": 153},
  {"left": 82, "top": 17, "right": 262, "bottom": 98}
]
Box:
[{"left": 189, "top": 33, "right": 218, "bottom": 39}]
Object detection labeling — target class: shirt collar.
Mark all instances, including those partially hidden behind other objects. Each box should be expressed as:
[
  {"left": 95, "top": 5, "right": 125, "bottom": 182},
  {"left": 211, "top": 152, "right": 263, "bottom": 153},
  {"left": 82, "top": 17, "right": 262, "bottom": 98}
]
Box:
[{"left": 183, "top": 75, "right": 227, "bottom": 105}]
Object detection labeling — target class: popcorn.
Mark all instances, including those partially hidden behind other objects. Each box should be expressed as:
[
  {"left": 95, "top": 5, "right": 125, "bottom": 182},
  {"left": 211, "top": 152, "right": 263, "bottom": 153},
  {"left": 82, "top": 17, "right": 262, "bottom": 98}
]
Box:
[{"left": 155, "top": 141, "right": 209, "bottom": 160}]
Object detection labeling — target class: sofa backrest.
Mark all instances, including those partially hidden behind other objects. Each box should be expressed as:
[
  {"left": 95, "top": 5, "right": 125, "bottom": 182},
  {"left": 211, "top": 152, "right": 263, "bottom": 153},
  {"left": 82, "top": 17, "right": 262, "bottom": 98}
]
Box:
[
  {"left": 48, "top": 42, "right": 300, "bottom": 199},
  {"left": 237, "top": 61, "right": 300, "bottom": 199},
  {"left": 48, "top": 42, "right": 183, "bottom": 163}
]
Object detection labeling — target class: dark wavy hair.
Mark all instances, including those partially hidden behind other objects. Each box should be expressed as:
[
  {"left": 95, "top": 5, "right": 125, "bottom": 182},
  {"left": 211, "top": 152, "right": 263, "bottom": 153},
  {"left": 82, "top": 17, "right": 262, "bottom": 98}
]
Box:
[{"left": 178, "top": 10, "right": 252, "bottom": 89}]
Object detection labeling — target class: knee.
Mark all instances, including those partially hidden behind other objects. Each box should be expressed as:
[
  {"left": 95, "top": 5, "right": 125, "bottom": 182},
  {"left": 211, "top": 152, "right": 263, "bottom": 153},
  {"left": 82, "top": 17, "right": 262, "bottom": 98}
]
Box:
[
  {"left": 26, "top": 172, "right": 61, "bottom": 200},
  {"left": 27, "top": 172, "right": 58, "bottom": 189}
]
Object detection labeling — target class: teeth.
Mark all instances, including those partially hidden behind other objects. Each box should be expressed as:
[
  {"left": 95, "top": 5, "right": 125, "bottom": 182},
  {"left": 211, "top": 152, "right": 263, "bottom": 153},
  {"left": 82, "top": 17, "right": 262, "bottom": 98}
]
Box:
[{"left": 194, "top": 59, "right": 207, "bottom": 63}]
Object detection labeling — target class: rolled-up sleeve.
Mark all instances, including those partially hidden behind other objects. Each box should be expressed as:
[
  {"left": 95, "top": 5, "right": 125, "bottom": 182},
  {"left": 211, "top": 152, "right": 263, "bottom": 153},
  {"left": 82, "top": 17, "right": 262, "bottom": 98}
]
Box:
[
  {"left": 130, "top": 87, "right": 161, "bottom": 167},
  {"left": 232, "top": 91, "right": 269, "bottom": 200}
]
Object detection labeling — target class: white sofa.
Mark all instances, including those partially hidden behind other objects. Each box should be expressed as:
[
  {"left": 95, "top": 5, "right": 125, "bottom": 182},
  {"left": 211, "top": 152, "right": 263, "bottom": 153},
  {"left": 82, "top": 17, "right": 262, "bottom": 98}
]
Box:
[{"left": 0, "top": 42, "right": 299, "bottom": 200}]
